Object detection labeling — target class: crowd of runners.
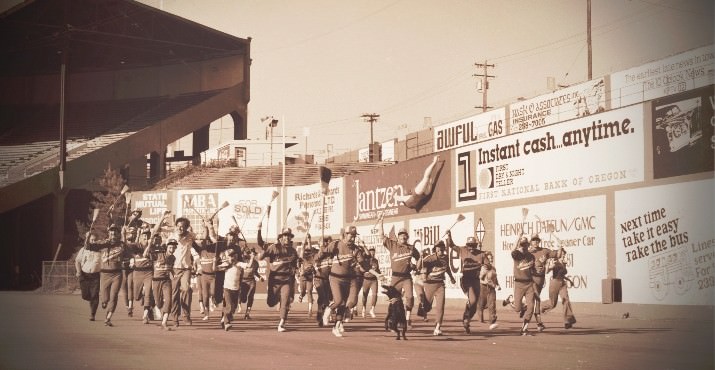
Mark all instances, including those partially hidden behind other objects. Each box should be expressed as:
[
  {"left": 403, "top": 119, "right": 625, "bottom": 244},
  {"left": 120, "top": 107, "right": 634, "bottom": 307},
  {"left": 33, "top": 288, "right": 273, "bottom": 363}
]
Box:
[{"left": 74, "top": 208, "right": 576, "bottom": 337}]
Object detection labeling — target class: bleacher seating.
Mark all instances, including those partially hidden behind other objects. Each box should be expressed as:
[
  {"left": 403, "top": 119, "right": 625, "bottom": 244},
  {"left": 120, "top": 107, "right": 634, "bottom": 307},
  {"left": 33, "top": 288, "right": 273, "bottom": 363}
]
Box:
[
  {"left": 0, "top": 90, "right": 225, "bottom": 187},
  {"left": 155, "top": 161, "right": 395, "bottom": 190}
]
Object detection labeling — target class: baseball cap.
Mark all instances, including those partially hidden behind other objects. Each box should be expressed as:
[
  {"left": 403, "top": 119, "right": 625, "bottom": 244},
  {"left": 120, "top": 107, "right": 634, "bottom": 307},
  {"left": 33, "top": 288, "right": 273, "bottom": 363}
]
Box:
[
  {"left": 280, "top": 227, "right": 294, "bottom": 238},
  {"left": 347, "top": 226, "right": 359, "bottom": 235}
]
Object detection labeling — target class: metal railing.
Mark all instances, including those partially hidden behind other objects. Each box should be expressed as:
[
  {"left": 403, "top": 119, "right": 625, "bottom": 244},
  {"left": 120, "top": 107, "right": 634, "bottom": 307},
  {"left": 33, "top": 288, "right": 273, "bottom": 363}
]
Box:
[{"left": 41, "top": 261, "right": 79, "bottom": 294}]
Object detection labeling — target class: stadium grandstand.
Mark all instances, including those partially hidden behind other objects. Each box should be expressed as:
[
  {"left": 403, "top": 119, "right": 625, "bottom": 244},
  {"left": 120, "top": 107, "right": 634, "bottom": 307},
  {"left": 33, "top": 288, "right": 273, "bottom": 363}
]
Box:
[
  {"left": 0, "top": 0, "right": 256, "bottom": 289},
  {"left": 0, "top": 0, "right": 396, "bottom": 290}
]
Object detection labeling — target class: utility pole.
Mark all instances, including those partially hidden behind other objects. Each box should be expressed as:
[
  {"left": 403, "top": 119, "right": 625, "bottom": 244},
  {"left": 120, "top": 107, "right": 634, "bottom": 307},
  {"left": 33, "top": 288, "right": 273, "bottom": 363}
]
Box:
[
  {"left": 587, "top": 0, "right": 592, "bottom": 80},
  {"left": 474, "top": 60, "right": 495, "bottom": 112},
  {"left": 361, "top": 113, "right": 379, "bottom": 162}
]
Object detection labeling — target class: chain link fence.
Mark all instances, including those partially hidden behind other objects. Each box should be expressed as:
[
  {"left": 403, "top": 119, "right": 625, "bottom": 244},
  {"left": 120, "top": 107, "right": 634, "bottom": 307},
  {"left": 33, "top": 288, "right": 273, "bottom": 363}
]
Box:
[{"left": 41, "top": 261, "right": 79, "bottom": 294}]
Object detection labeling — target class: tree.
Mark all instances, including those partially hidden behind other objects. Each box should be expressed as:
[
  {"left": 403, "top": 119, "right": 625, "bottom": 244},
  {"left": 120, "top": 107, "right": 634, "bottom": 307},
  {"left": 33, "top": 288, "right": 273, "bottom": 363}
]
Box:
[{"left": 75, "top": 163, "right": 128, "bottom": 249}]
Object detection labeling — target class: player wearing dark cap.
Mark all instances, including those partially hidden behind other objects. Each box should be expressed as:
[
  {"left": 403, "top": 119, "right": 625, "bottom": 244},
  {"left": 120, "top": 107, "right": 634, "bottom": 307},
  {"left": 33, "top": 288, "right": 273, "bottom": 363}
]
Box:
[
  {"left": 87, "top": 224, "right": 131, "bottom": 327},
  {"left": 378, "top": 219, "right": 421, "bottom": 327},
  {"left": 325, "top": 226, "right": 365, "bottom": 337},
  {"left": 256, "top": 224, "right": 299, "bottom": 332},
  {"left": 444, "top": 231, "right": 488, "bottom": 334},
  {"left": 528, "top": 232, "right": 564, "bottom": 332},
  {"left": 360, "top": 245, "right": 381, "bottom": 318},
  {"left": 512, "top": 233, "right": 537, "bottom": 336},
  {"left": 145, "top": 235, "right": 176, "bottom": 330}
]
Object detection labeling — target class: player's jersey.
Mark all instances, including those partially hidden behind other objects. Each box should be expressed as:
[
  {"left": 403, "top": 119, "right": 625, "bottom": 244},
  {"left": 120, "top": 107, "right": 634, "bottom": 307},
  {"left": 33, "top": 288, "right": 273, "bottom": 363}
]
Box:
[
  {"left": 149, "top": 247, "right": 174, "bottom": 281},
  {"left": 263, "top": 243, "right": 298, "bottom": 282},
  {"left": 88, "top": 240, "right": 128, "bottom": 272},
  {"left": 422, "top": 254, "right": 450, "bottom": 283},
  {"left": 329, "top": 240, "right": 361, "bottom": 277},
  {"left": 531, "top": 247, "right": 559, "bottom": 277},
  {"left": 456, "top": 247, "right": 487, "bottom": 278},
  {"left": 511, "top": 249, "right": 535, "bottom": 282},
  {"left": 383, "top": 238, "right": 419, "bottom": 276}
]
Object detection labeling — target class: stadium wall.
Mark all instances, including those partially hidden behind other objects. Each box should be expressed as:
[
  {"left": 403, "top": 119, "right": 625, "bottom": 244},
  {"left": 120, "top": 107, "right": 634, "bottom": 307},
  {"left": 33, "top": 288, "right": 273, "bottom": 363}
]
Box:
[{"left": 126, "top": 45, "right": 713, "bottom": 305}]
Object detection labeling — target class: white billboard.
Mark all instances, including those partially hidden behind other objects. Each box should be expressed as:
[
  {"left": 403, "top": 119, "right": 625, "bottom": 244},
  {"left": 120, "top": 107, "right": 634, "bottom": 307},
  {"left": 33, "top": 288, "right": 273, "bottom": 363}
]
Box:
[
  {"left": 356, "top": 220, "right": 405, "bottom": 285},
  {"left": 408, "top": 213, "right": 476, "bottom": 298},
  {"left": 455, "top": 104, "right": 644, "bottom": 207},
  {"left": 494, "top": 196, "right": 607, "bottom": 303},
  {"left": 285, "top": 180, "right": 344, "bottom": 238},
  {"left": 381, "top": 139, "right": 396, "bottom": 162},
  {"left": 432, "top": 108, "right": 506, "bottom": 152},
  {"left": 615, "top": 179, "right": 714, "bottom": 305},
  {"left": 610, "top": 45, "right": 714, "bottom": 108},
  {"left": 508, "top": 78, "right": 606, "bottom": 134},
  {"left": 175, "top": 187, "right": 280, "bottom": 241}
]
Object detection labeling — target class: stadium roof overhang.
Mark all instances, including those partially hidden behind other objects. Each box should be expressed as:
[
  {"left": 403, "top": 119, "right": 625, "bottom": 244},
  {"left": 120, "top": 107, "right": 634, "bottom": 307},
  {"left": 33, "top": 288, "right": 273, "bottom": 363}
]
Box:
[{"left": 0, "top": 0, "right": 250, "bottom": 76}]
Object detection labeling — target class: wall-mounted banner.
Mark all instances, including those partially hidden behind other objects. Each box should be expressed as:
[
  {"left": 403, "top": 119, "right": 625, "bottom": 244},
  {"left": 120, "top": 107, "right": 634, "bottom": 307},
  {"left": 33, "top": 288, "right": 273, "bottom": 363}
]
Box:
[
  {"left": 652, "top": 85, "right": 714, "bottom": 179},
  {"left": 174, "top": 190, "right": 220, "bottom": 236},
  {"left": 610, "top": 44, "right": 714, "bottom": 109},
  {"left": 381, "top": 139, "right": 396, "bottom": 162},
  {"left": 455, "top": 104, "right": 644, "bottom": 207},
  {"left": 212, "top": 187, "right": 280, "bottom": 241},
  {"left": 358, "top": 147, "right": 369, "bottom": 163},
  {"left": 356, "top": 221, "right": 405, "bottom": 285},
  {"left": 494, "top": 196, "right": 606, "bottom": 303},
  {"left": 130, "top": 190, "right": 173, "bottom": 227},
  {"left": 615, "top": 179, "right": 714, "bottom": 305},
  {"left": 286, "top": 181, "right": 344, "bottom": 237},
  {"left": 432, "top": 108, "right": 506, "bottom": 152},
  {"left": 409, "top": 213, "right": 475, "bottom": 298},
  {"left": 508, "top": 78, "right": 606, "bottom": 134},
  {"left": 345, "top": 154, "right": 451, "bottom": 223}
]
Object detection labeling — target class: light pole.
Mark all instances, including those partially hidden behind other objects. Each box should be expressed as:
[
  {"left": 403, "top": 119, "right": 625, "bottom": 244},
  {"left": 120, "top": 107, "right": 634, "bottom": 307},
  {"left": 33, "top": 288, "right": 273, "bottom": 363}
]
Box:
[
  {"left": 303, "top": 127, "right": 310, "bottom": 161},
  {"left": 262, "top": 116, "right": 278, "bottom": 181}
]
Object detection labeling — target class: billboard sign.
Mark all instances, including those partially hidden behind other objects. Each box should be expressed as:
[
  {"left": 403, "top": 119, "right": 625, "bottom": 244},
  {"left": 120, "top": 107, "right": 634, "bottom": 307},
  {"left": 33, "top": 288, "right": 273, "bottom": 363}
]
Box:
[{"left": 455, "top": 104, "right": 644, "bottom": 206}]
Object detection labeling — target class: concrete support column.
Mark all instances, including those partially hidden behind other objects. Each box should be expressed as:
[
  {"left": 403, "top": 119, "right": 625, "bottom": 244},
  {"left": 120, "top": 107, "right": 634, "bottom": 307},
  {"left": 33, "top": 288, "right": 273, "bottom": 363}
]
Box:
[
  {"left": 149, "top": 151, "right": 167, "bottom": 182},
  {"left": 51, "top": 191, "right": 67, "bottom": 258}
]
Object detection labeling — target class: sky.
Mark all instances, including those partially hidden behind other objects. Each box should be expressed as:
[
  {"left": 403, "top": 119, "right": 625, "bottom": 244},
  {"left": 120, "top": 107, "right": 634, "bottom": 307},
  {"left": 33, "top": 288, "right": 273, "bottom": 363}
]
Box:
[{"left": 4, "top": 0, "right": 714, "bottom": 163}]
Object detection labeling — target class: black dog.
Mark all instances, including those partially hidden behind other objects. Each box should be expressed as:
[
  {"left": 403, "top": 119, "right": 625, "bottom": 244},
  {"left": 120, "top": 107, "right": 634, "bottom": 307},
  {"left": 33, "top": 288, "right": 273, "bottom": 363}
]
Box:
[{"left": 381, "top": 285, "right": 407, "bottom": 340}]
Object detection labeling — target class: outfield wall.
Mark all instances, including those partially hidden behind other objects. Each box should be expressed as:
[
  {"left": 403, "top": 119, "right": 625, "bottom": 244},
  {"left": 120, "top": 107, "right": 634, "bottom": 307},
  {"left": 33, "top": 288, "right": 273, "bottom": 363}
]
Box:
[{"left": 131, "top": 45, "right": 714, "bottom": 305}]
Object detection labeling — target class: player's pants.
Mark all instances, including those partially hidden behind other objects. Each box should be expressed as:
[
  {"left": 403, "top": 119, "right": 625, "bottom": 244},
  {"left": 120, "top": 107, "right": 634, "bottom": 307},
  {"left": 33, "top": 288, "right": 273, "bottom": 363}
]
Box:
[
  {"left": 79, "top": 271, "right": 100, "bottom": 316},
  {"left": 542, "top": 278, "right": 576, "bottom": 324},
  {"left": 171, "top": 269, "right": 192, "bottom": 322},
  {"left": 99, "top": 270, "right": 123, "bottom": 313},
  {"left": 328, "top": 274, "right": 352, "bottom": 321},
  {"left": 513, "top": 280, "right": 536, "bottom": 322},
  {"left": 152, "top": 279, "right": 172, "bottom": 314},
  {"left": 461, "top": 276, "right": 481, "bottom": 321},
  {"left": 223, "top": 288, "right": 240, "bottom": 322},
  {"left": 423, "top": 281, "right": 446, "bottom": 325},
  {"left": 267, "top": 275, "right": 293, "bottom": 320},
  {"left": 132, "top": 269, "right": 154, "bottom": 307},
  {"left": 391, "top": 276, "right": 415, "bottom": 311},
  {"left": 361, "top": 277, "right": 378, "bottom": 308}
]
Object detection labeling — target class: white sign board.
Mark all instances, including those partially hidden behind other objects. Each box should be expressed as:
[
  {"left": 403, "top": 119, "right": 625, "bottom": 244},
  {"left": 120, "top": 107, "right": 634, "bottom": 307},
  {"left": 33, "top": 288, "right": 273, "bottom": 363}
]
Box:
[
  {"left": 408, "top": 213, "right": 476, "bottom": 298},
  {"left": 615, "top": 179, "right": 714, "bottom": 305},
  {"left": 509, "top": 78, "right": 606, "bottom": 134},
  {"left": 433, "top": 108, "right": 506, "bottom": 152},
  {"left": 286, "top": 180, "right": 344, "bottom": 237},
  {"left": 455, "top": 104, "right": 644, "bottom": 206},
  {"left": 495, "top": 196, "right": 607, "bottom": 302},
  {"left": 610, "top": 45, "right": 714, "bottom": 108}
]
